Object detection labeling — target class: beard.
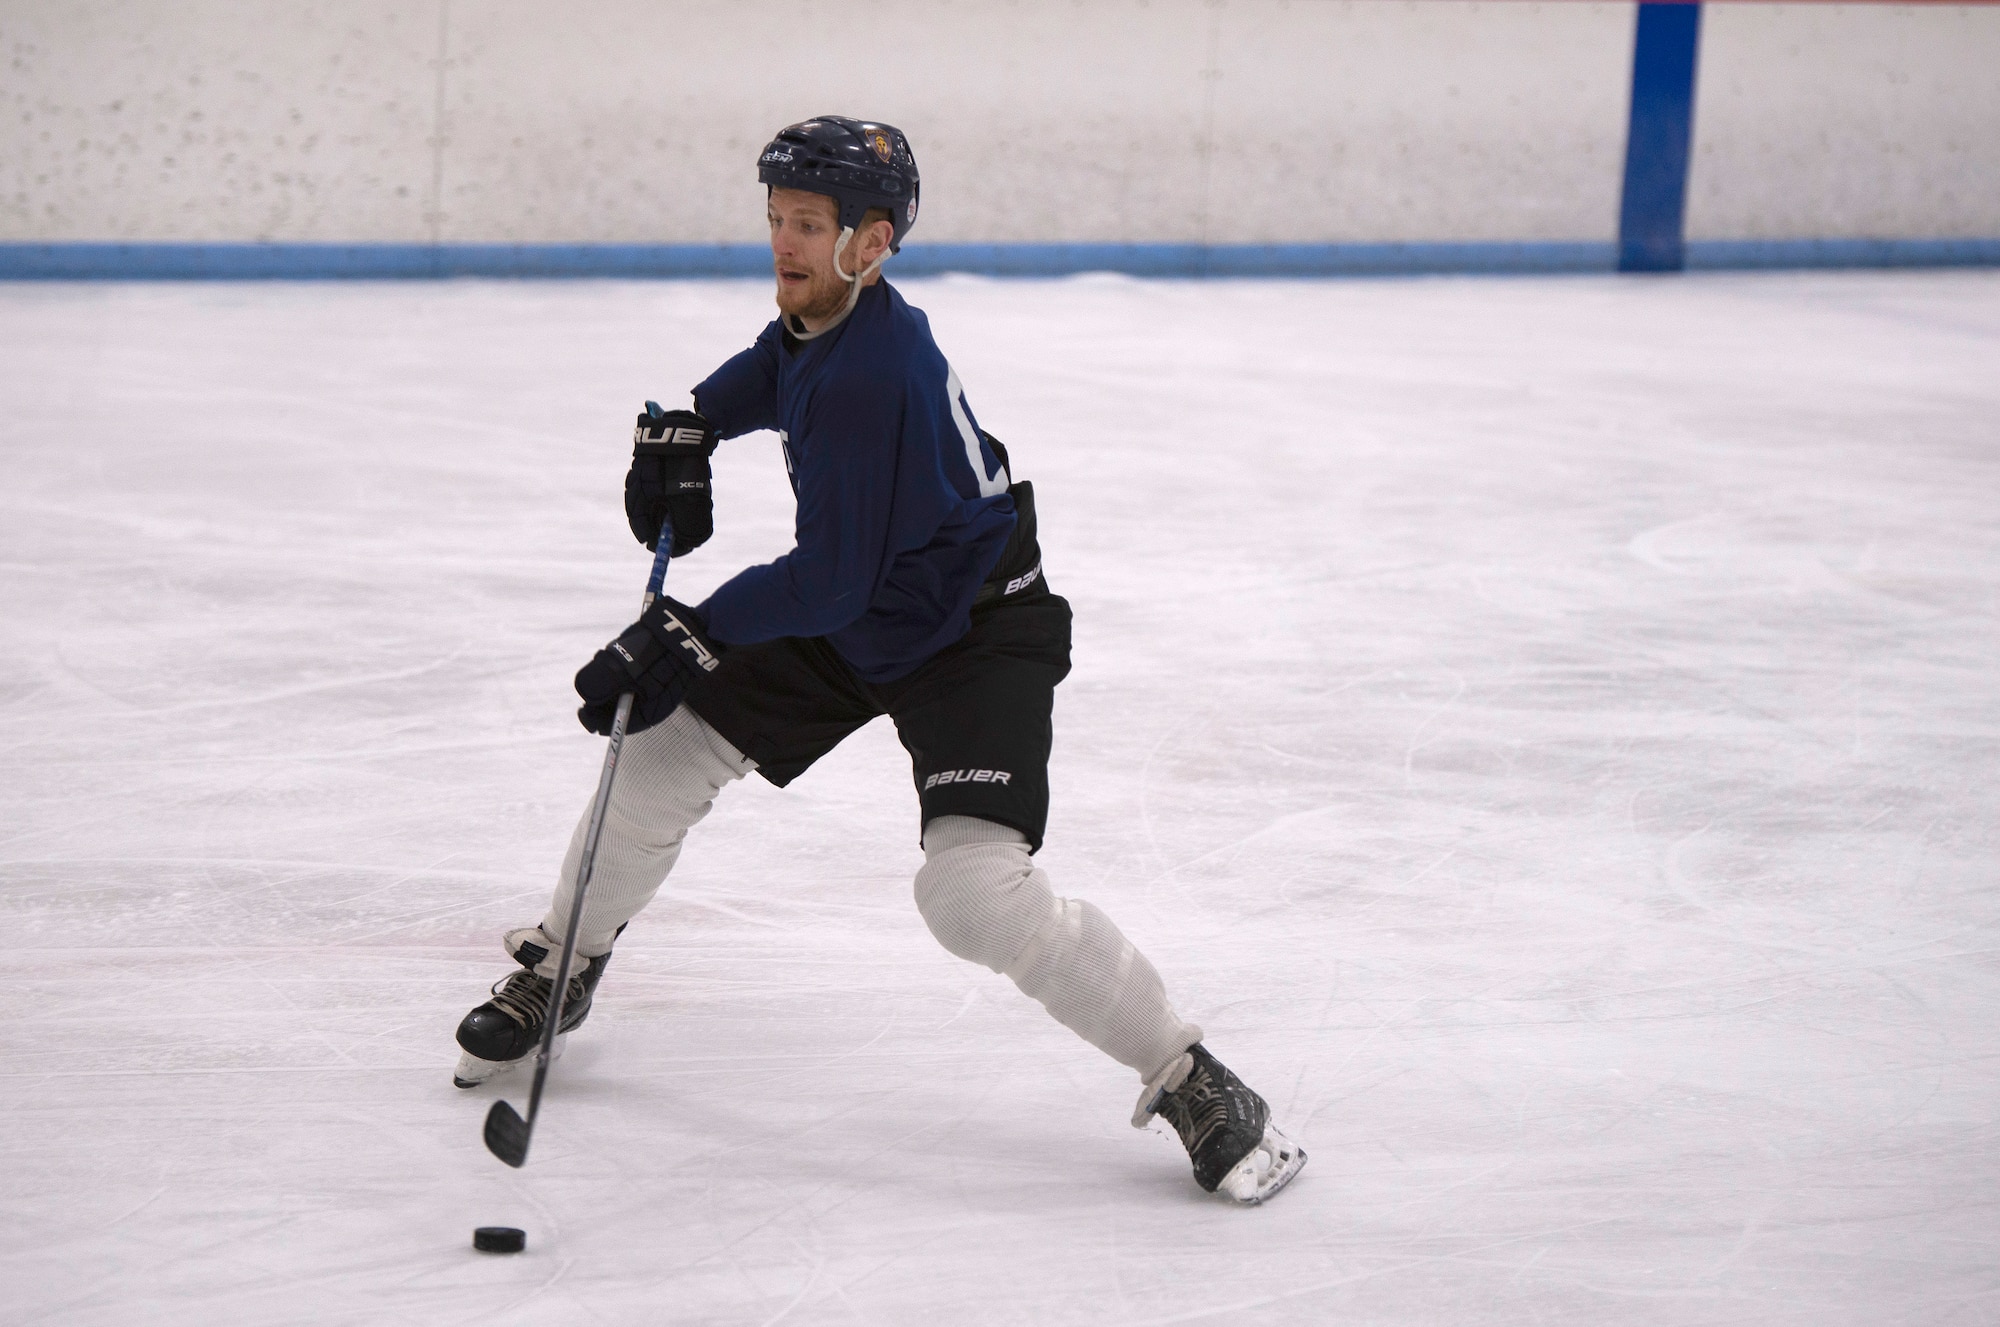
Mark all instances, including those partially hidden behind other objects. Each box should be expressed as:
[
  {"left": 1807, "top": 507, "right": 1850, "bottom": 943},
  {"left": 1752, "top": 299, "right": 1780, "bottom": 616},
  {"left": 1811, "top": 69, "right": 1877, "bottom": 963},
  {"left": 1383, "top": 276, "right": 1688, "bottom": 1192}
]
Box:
[{"left": 773, "top": 259, "right": 852, "bottom": 325}]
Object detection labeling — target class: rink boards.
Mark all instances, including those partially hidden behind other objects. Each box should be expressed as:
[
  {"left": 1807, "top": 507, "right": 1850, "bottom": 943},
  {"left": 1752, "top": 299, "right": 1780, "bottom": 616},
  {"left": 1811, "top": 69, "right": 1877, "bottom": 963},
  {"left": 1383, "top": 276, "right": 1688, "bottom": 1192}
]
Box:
[{"left": 1, "top": 1, "right": 1997, "bottom": 275}]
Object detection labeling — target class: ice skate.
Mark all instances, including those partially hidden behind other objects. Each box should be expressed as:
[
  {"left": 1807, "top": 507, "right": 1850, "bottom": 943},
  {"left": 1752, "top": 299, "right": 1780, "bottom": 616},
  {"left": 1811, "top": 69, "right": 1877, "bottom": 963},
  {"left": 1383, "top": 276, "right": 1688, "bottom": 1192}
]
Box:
[
  {"left": 452, "top": 927, "right": 613, "bottom": 1088},
  {"left": 1134, "top": 1044, "right": 1307, "bottom": 1204}
]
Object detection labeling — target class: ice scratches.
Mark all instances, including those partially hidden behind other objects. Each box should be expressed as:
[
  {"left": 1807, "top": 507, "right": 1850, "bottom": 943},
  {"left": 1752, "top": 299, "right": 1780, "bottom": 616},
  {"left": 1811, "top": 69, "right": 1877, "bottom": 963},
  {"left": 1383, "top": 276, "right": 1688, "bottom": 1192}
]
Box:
[
  {"left": 1660, "top": 823, "right": 1717, "bottom": 917},
  {"left": 752, "top": 1259, "right": 823, "bottom": 1327},
  {"left": 1401, "top": 666, "right": 1468, "bottom": 786},
  {"left": 61, "top": 648, "right": 466, "bottom": 719},
  {"left": 935, "top": 985, "right": 981, "bottom": 1030},
  {"left": 7, "top": 274, "right": 2000, "bottom": 1323},
  {"left": 92, "top": 1185, "right": 169, "bottom": 1233},
  {"left": 1628, "top": 512, "right": 1724, "bottom": 575}
]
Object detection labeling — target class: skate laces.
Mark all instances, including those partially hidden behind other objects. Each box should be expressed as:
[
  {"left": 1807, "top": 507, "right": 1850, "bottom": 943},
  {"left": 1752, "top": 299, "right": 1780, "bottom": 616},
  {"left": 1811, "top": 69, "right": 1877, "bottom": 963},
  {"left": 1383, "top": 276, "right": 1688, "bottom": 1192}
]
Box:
[
  {"left": 1157, "top": 1056, "right": 1235, "bottom": 1157},
  {"left": 1142, "top": 1045, "right": 1304, "bottom": 1201},
  {"left": 1155, "top": 1047, "right": 1269, "bottom": 1167},
  {"left": 486, "top": 968, "right": 589, "bottom": 1028}
]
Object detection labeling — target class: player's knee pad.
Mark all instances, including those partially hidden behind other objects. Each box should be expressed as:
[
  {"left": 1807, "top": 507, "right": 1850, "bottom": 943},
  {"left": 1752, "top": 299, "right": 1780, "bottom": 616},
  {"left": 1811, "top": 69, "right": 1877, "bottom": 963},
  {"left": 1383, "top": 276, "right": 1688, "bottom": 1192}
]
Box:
[
  {"left": 913, "top": 815, "right": 1051, "bottom": 973},
  {"left": 914, "top": 816, "right": 1200, "bottom": 1075}
]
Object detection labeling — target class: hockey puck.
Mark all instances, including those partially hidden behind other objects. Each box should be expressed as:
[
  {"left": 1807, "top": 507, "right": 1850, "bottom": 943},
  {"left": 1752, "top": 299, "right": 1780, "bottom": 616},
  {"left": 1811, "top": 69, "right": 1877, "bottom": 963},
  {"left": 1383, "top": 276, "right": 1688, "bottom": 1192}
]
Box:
[{"left": 473, "top": 1226, "right": 526, "bottom": 1254}]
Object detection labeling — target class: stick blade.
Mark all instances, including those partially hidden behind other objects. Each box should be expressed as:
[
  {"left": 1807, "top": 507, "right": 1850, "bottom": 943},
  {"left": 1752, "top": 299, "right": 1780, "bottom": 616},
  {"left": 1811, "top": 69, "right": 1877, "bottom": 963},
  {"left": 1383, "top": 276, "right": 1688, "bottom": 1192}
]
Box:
[{"left": 483, "top": 1099, "right": 531, "bottom": 1168}]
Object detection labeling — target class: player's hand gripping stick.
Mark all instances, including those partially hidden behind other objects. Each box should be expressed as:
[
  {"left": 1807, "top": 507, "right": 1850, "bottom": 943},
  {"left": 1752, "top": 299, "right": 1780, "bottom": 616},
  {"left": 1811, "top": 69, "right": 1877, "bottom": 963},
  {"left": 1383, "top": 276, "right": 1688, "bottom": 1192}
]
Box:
[{"left": 484, "top": 423, "right": 678, "bottom": 1168}]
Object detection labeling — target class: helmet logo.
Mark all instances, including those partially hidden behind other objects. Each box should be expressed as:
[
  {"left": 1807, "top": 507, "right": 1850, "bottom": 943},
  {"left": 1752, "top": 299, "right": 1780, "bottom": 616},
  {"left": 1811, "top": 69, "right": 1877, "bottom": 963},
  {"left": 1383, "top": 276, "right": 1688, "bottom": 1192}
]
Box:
[{"left": 868, "top": 131, "right": 893, "bottom": 163}]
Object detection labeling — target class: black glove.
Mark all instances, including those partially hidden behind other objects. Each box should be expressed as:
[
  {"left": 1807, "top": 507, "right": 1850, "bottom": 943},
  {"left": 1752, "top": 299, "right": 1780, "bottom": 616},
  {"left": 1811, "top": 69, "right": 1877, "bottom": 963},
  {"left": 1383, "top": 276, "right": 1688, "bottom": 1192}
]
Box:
[
  {"left": 573, "top": 595, "right": 726, "bottom": 736},
  {"left": 625, "top": 404, "right": 719, "bottom": 556}
]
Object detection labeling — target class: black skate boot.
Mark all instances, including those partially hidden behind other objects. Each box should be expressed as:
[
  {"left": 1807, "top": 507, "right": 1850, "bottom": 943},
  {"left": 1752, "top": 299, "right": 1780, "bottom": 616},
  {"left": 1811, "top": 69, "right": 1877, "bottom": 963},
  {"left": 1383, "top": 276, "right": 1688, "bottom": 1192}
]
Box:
[
  {"left": 1134, "top": 1044, "right": 1307, "bottom": 1203},
  {"left": 452, "top": 926, "right": 613, "bottom": 1088}
]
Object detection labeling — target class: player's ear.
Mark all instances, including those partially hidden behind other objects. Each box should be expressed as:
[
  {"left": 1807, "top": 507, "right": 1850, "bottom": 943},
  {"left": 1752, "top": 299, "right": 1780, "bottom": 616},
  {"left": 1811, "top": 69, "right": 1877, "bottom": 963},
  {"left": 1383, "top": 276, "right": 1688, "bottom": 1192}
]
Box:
[{"left": 863, "top": 217, "right": 895, "bottom": 264}]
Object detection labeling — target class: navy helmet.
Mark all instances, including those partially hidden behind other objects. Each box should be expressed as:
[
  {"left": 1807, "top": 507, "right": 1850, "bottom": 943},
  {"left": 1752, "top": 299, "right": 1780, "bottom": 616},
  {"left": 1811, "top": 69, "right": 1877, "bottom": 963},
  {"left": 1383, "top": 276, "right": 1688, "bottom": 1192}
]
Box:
[{"left": 758, "top": 116, "right": 920, "bottom": 252}]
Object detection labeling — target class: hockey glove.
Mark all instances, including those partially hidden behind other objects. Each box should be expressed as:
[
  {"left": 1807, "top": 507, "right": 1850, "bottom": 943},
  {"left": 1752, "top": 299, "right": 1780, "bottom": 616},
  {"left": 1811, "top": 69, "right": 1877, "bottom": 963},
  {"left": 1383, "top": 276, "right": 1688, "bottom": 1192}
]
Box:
[
  {"left": 573, "top": 595, "right": 726, "bottom": 736},
  {"left": 624, "top": 406, "right": 719, "bottom": 556}
]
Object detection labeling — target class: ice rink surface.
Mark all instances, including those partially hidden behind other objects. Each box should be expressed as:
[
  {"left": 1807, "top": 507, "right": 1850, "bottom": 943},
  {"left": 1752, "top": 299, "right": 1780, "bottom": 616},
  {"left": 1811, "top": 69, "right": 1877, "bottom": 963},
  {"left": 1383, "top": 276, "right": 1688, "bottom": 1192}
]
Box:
[{"left": 3, "top": 270, "right": 1997, "bottom": 1325}]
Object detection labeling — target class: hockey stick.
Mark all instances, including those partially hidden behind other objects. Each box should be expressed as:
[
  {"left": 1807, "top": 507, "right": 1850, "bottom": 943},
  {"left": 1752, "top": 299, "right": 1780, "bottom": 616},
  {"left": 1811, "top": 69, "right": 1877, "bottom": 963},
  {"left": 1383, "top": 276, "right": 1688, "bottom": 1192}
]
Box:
[{"left": 485, "top": 411, "right": 679, "bottom": 1169}]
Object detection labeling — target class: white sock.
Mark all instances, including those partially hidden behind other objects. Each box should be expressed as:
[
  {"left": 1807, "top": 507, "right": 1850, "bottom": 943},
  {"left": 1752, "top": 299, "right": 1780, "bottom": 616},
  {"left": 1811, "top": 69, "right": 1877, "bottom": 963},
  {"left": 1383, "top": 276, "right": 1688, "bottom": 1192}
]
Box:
[
  {"left": 914, "top": 815, "right": 1201, "bottom": 1079},
  {"left": 539, "top": 705, "right": 755, "bottom": 956}
]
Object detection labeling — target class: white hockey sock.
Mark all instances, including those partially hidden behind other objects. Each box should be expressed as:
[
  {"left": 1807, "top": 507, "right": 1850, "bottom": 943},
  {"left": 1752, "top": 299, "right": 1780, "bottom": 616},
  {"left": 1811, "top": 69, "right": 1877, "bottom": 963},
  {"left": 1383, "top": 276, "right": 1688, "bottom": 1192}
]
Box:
[
  {"left": 539, "top": 705, "right": 755, "bottom": 956},
  {"left": 915, "top": 815, "right": 1201, "bottom": 1080}
]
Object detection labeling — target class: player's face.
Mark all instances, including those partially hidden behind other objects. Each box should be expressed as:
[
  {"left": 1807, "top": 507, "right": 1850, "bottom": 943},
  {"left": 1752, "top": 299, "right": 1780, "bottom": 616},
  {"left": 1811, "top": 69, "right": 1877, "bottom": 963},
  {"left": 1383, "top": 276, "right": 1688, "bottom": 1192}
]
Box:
[{"left": 768, "top": 189, "right": 853, "bottom": 324}]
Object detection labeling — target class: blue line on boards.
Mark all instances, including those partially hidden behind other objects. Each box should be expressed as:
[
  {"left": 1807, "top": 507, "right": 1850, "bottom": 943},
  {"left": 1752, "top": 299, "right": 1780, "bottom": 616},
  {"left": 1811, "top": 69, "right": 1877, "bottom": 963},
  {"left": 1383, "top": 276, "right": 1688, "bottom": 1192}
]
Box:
[
  {"left": 1684, "top": 238, "right": 2000, "bottom": 271},
  {"left": 1618, "top": 2, "right": 1703, "bottom": 273}
]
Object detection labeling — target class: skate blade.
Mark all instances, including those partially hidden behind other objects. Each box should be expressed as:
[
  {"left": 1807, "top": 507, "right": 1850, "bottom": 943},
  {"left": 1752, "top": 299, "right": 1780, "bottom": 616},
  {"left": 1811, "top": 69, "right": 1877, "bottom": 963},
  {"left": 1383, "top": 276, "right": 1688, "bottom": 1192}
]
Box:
[
  {"left": 452, "top": 1033, "right": 564, "bottom": 1089},
  {"left": 1216, "top": 1123, "right": 1307, "bottom": 1205}
]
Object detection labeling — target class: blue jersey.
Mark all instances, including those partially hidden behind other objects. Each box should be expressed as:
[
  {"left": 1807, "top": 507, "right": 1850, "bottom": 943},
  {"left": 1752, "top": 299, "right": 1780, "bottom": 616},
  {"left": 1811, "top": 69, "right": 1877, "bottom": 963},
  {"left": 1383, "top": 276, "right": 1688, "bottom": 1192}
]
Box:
[{"left": 691, "top": 279, "right": 1018, "bottom": 683}]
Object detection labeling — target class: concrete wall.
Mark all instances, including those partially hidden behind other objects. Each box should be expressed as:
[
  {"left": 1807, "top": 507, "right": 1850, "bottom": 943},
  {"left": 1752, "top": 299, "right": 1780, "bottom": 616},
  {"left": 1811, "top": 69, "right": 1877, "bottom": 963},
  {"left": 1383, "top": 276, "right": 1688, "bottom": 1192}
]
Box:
[
  {"left": 4, "top": 3, "right": 441, "bottom": 244},
  {"left": 1688, "top": 4, "right": 2000, "bottom": 242},
  {"left": 3, "top": 0, "right": 1996, "bottom": 251}
]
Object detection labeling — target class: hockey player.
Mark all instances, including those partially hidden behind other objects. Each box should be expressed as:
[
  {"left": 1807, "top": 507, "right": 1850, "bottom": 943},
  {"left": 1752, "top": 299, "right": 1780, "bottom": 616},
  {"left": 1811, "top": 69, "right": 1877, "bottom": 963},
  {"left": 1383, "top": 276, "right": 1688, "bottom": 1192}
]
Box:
[{"left": 453, "top": 116, "right": 1305, "bottom": 1204}]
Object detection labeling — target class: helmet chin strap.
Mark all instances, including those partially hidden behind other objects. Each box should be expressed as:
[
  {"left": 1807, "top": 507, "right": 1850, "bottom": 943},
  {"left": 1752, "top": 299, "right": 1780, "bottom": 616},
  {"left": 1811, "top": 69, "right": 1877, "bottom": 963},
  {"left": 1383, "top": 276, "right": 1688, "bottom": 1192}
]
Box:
[{"left": 788, "top": 225, "right": 887, "bottom": 341}]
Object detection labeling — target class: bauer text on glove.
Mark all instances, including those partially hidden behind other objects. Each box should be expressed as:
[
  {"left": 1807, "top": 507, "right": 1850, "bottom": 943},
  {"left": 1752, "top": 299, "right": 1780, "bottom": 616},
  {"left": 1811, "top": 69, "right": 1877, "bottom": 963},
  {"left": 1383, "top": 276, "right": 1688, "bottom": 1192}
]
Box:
[{"left": 625, "top": 406, "right": 719, "bottom": 556}]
